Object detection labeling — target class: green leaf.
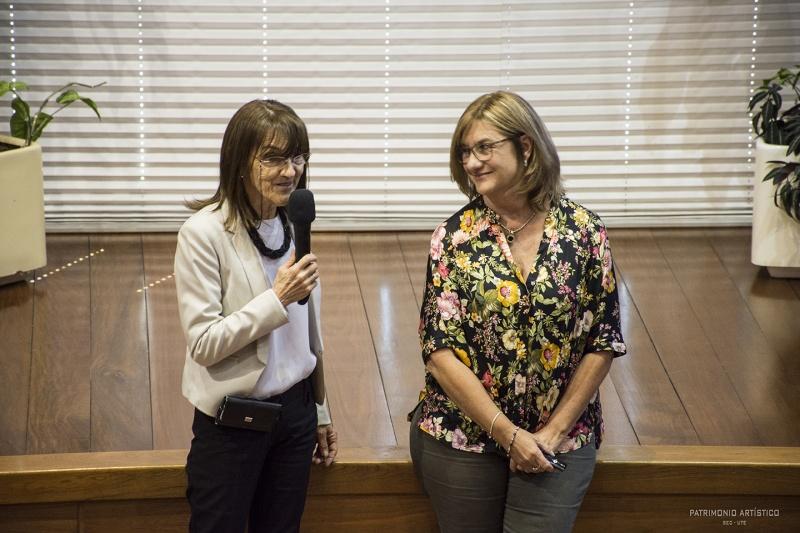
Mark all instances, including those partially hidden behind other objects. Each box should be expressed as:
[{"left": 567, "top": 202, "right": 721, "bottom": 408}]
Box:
[
  {"left": 752, "top": 111, "right": 761, "bottom": 135},
  {"left": 764, "top": 163, "right": 790, "bottom": 185},
  {"left": 9, "top": 113, "right": 27, "bottom": 140},
  {"left": 0, "top": 80, "right": 27, "bottom": 97},
  {"left": 79, "top": 96, "right": 101, "bottom": 119},
  {"left": 787, "top": 136, "right": 800, "bottom": 157},
  {"left": 764, "top": 100, "right": 776, "bottom": 120},
  {"left": 55, "top": 90, "right": 101, "bottom": 119},
  {"left": 769, "top": 164, "right": 800, "bottom": 218},
  {"left": 10, "top": 94, "right": 29, "bottom": 119},
  {"left": 747, "top": 90, "right": 768, "bottom": 111},
  {"left": 56, "top": 89, "right": 80, "bottom": 105},
  {"left": 10, "top": 96, "right": 31, "bottom": 142},
  {"left": 790, "top": 187, "right": 800, "bottom": 221},
  {"left": 30, "top": 112, "right": 53, "bottom": 143},
  {"left": 765, "top": 121, "right": 781, "bottom": 145}
]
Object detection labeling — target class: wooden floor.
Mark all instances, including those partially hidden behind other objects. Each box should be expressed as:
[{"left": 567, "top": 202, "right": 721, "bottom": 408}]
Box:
[{"left": 2, "top": 228, "right": 800, "bottom": 457}]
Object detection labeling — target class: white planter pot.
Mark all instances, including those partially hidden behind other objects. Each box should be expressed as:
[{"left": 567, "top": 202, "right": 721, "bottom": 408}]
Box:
[{"left": 0, "top": 135, "right": 46, "bottom": 284}]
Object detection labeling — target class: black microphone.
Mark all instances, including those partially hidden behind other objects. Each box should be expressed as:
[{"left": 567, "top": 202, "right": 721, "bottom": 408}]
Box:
[{"left": 287, "top": 189, "right": 316, "bottom": 305}]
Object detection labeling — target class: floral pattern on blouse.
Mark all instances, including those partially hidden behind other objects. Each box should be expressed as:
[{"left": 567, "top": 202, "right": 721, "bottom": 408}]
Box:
[{"left": 417, "top": 195, "right": 626, "bottom": 455}]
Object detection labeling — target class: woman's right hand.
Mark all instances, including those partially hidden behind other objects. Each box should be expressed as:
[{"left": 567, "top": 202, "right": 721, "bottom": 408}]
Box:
[
  {"left": 272, "top": 251, "right": 319, "bottom": 307},
  {"left": 506, "top": 428, "right": 555, "bottom": 474}
]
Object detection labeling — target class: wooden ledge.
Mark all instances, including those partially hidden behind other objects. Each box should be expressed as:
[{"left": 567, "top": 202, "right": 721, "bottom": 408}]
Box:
[
  {"left": 592, "top": 446, "right": 800, "bottom": 496},
  {"left": 1, "top": 445, "right": 798, "bottom": 505},
  {"left": 0, "top": 447, "right": 416, "bottom": 505}
]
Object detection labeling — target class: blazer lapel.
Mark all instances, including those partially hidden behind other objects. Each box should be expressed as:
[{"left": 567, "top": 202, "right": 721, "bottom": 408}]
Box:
[{"left": 225, "top": 205, "right": 269, "bottom": 296}]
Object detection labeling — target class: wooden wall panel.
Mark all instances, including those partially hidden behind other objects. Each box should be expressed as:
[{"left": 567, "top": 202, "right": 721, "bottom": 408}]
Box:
[
  {"left": 0, "top": 446, "right": 798, "bottom": 533},
  {"left": 314, "top": 234, "right": 396, "bottom": 448},
  {"left": 576, "top": 494, "right": 798, "bottom": 533},
  {"left": 0, "top": 450, "right": 187, "bottom": 505},
  {"left": 0, "top": 503, "right": 77, "bottom": 532},
  {"left": 655, "top": 229, "right": 800, "bottom": 445},
  {"left": 28, "top": 235, "right": 92, "bottom": 453},
  {"left": 142, "top": 234, "right": 193, "bottom": 450},
  {"left": 0, "top": 494, "right": 796, "bottom": 533},
  {"left": 609, "top": 276, "right": 699, "bottom": 445},
  {"left": 302, "top": 495, "right": 438, "bottom": 532},
  {"left": 349, "top": 234, "right": 426, "bottom": 443},
  {"left": 611, "top": 230, "right": 761, "bottom": 445},
  {"left": 0, "top": 279, "right": 33, "bottom": 455},
  {"left": 80, "top": 499, "right": 189, "bottom": 533},
  {"left": 89, "top": 234, "right": 152, "bottom": 451}
]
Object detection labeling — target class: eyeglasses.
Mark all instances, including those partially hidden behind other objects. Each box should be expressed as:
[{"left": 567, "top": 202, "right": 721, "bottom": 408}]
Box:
[
  {"left": 457, "top": 136, "right": 517, "bottom": 164},
  {"left": 257, "top": 152, "right": 311, "bottom": 168}
]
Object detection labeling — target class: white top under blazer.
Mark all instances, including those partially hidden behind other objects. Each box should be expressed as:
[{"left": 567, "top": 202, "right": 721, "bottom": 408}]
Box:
[{"left": 252, "top": 216, "right": 318, "bottom": 398}]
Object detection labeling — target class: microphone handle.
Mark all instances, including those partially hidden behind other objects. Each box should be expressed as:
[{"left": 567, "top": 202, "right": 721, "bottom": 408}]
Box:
[{"left": 293, "top": 223, "right": 311, "bottom": 305}]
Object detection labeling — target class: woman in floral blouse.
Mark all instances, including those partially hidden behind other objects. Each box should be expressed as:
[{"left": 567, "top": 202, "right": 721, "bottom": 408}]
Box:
[{"left": 409, "top": 91, "right": 626, "bottom": 533}]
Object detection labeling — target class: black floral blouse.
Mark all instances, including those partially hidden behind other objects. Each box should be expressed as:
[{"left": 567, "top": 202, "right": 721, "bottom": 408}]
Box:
[{"left": 417, "top": 195, "right": 627, "bottom": 455}]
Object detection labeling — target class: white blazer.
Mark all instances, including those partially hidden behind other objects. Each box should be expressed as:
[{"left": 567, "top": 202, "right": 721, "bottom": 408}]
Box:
[{"left": 174, "top": 202, "right": 331, "bottom": 424}]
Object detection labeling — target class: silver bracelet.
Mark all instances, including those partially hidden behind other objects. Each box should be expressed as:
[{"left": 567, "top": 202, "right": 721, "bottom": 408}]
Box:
[
  {"left": 488, "top": 411, "right": 502, "bottom": 438},
  {"left": 506, "top": 426, "right": 520, "bottom": 456}
]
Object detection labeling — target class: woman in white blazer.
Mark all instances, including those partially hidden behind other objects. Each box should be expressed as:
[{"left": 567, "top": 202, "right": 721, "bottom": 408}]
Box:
[{"left": 174, "top": 99, "right": 337, "bottom": 533}]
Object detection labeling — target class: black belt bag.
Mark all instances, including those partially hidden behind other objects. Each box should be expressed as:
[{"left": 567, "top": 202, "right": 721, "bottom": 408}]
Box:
[{"left": 215, "top": 395, "right": 282, "bottom": 432}]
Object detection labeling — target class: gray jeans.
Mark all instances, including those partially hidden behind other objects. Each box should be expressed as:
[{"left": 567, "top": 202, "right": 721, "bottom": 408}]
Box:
[{"left": 410, "top": 408, "right": 596, "bottom": 533}]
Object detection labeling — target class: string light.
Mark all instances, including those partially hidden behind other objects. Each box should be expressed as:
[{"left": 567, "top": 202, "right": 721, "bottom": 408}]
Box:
[
  {"left": 504, "top": 2, "right": 511, "bottom": 91},
  {"left": 138, "top": 0, "right": 146, "bottom": 181},
  {"left": 624, "top": 2, "right": 634, "bottom": 167},
  {"left": 29, "top": 249, "right": 106, "bottom": 284},
  {"left": 9, "top": 3, "right": 16, "bottom": 86},
  {"left": 747, "top": 0, "right": 759, "bottom": 165},
  {"left": 262, "top": 0, "right": 268, "bottom": 95},
  {"left": 384, "top": 0, "right": 391, "bottom": 213},
  {"left": 136, "top": 273, "right": 175, "bottom": 293}
]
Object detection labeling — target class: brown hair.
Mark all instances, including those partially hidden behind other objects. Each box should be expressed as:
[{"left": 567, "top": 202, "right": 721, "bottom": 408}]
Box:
[
  {"left": 449, "top": 91, "right": 563, "bottom": 212},
  {"left": 187, "top": 99, "right": 310, "bottom": 230}
]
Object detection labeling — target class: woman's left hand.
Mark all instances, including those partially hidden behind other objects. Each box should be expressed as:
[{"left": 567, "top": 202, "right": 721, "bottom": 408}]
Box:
[
  {"left": 507, "top": 425, "right": 566, "bottom": 474},
  {"left": 530, "top": 425, "right": 566, "bottom": 456},
  {"left": 313, "top": 424, "right": 338, "bottom": 466}
]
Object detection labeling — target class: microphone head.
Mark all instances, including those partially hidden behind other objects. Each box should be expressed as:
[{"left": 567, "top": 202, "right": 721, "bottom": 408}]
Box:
[{"left": 287, "top": 189, "right": 316, "bottom": 225}]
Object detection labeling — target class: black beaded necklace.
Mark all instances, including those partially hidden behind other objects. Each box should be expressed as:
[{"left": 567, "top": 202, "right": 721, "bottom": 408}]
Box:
[{"left": 247, "top": 208, "right": 291, "bottom": 259}]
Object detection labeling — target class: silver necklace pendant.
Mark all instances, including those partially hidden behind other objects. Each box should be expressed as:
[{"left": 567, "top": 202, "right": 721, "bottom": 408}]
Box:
[{"left": 498, "top": 209, "right": 535, "bottom": 244}]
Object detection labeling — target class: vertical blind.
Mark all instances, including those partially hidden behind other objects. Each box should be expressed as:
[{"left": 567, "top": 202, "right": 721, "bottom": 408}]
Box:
[{"left": 1, "top": 0, "right": 799, "bottom": 230}]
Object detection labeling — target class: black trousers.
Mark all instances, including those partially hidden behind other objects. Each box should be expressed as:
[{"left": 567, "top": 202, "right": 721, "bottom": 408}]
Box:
[{"left": 186, "top": 379, "right": 318, "bottom": 533}]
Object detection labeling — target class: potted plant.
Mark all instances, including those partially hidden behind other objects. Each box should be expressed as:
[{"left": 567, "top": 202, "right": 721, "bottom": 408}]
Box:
[
  {"left": 748, "top": 66, "right": 800, "bottom": 277},
  {"left": 0, "top": 80, "right": 103, "bottom": 284}
]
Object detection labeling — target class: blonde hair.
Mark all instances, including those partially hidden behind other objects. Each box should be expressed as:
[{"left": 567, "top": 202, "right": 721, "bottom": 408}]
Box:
[{"left": 449, "top": 91, "right": 563, "bottom": 212}]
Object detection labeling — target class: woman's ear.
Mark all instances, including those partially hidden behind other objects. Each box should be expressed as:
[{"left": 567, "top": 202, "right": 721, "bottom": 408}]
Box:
[{"left": 520, "top": 134, "right": 533, "bottom": 162}]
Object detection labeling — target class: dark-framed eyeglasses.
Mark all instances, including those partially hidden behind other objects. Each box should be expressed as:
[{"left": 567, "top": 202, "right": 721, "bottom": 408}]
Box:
[
  {"left": 258, "top": 152, "right": 311, "bottom": 168},
  {"left": 457, "top": 136, "right": 517, "bottom": 164}
]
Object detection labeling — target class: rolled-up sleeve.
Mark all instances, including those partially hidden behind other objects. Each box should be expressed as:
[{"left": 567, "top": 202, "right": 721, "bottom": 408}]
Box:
[
  {"left": 419, "top": 224, "right": 468, "bottom": 365},
  {"left": 584, "top": 225, "right": 626, "bottom": 358}
]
